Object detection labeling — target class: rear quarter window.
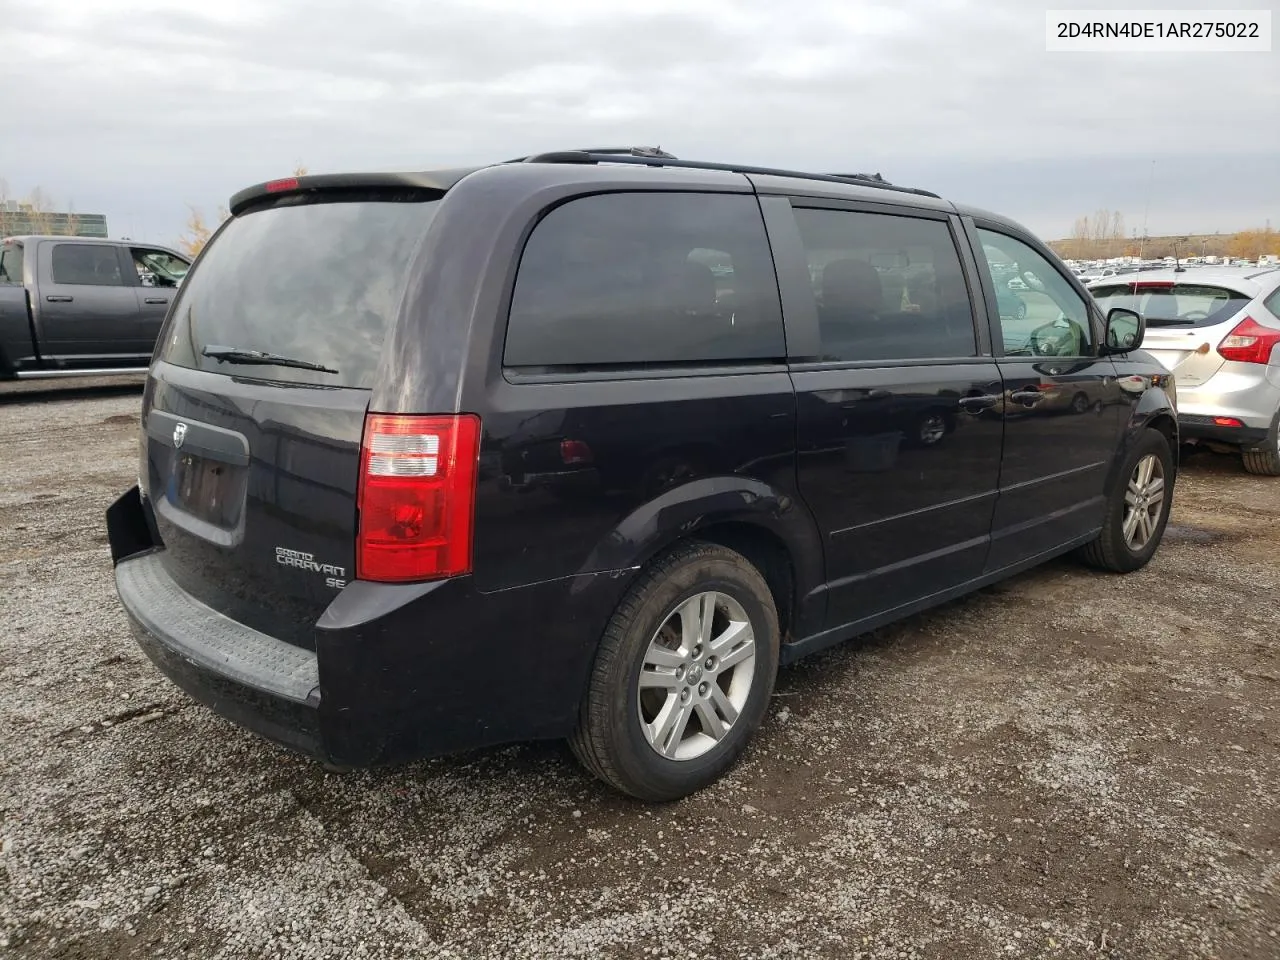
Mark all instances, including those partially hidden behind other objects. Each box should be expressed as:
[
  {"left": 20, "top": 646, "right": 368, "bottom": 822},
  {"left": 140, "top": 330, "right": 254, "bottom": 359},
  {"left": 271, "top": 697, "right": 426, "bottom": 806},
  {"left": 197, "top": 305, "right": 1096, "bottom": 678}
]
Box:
[
  {"left": 504, "top": 192, "right": 785, "bottom": 369},
  {"left": 1265, "top": 284, "right": 1280, "bottom": 317},
  {"left": 1091, "top": 282, "right": 1251, "bottom": 328}
]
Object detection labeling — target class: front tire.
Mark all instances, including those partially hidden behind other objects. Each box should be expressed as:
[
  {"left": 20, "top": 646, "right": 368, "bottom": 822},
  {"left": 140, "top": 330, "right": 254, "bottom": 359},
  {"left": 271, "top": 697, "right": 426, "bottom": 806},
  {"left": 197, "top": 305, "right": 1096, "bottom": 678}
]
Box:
[
  {"left": 1076, "top": 428, "right": 1174, "bottom": 573},
  {"left": 570, "top": 541, "right": 780, "bottom": 801}
]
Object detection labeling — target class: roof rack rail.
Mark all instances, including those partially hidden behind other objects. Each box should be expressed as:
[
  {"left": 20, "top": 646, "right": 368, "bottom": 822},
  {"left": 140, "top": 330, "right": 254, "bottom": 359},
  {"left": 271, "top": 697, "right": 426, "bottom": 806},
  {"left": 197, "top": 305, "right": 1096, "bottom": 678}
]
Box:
[
  {"left": 514, "top": 150, "right": 940, "bottom": 199},
  {"left": 828, "top": 172, "right": 888, "bottom": 183},
  {"left": 512, "top": 146, "right": 677, "bottom": 163},
  {"left": 574, "top": 146, "right": 678, "bottom": 159}
]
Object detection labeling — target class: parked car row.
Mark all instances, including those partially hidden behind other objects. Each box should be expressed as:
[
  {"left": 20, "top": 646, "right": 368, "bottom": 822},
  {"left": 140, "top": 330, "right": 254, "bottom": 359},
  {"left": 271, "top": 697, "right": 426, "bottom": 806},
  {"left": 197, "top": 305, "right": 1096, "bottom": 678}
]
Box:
[{"left": 104, "top": 150, "right": 1178, "bottom": 802}]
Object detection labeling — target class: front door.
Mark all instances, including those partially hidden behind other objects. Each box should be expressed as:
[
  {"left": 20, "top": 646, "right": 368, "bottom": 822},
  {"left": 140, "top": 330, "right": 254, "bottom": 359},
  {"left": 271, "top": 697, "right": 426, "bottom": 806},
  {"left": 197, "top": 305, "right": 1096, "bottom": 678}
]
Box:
[
  {"left": 127, "top": 247, "right": 190, "bottom": 349},
  {"left": 36, "top": 242, "right": 149, "bottom": 363},
  {"left": 784, "top": 203, "right": 1005, "bottom": 628},
  {"left": 968, "top": 224, "right": 1125, "bottom": 570}
]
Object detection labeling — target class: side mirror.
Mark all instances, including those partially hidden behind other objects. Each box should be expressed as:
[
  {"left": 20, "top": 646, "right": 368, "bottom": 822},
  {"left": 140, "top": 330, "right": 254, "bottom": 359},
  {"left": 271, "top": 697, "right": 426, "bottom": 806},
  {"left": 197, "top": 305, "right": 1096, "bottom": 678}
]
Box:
[{"left": 1103, "top": 307, "right": 1144, "bottom": 354}]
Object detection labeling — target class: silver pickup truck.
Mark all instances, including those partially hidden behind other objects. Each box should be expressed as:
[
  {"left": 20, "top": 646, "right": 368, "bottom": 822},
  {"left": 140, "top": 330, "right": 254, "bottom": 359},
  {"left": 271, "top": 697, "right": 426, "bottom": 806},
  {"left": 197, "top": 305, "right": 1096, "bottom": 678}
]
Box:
[{"left": 0, "top": 235, "right": 190, "bottom": 380}]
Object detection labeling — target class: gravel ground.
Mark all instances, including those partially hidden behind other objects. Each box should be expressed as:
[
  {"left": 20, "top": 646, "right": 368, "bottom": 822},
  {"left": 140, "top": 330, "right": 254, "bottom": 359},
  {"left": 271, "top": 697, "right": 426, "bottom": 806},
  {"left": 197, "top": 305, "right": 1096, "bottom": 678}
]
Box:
[{"left": 1, "top": 383, "right": 1278, "bottom": 960}]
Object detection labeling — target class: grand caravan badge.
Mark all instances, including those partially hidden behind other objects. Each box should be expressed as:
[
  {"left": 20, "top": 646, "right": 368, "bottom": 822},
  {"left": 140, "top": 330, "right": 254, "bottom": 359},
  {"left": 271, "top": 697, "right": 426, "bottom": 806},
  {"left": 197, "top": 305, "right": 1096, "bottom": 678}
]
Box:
[{"left": 274, "top": 546, "right": 347, "bottom": 589}]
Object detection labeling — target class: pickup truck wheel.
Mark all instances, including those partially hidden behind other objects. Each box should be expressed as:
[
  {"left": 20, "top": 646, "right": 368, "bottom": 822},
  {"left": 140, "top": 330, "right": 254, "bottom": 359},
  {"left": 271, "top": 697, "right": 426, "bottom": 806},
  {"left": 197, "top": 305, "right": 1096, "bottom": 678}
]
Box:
[
  {"left": 1076, "top": 428, "right": 1174, "bottom": 573},
  {"left": 1241, "top": 409, "right": 1280, "bottom": 476},
  {"left": 570, "top": 541, "right": 779, "bottom": 801}
]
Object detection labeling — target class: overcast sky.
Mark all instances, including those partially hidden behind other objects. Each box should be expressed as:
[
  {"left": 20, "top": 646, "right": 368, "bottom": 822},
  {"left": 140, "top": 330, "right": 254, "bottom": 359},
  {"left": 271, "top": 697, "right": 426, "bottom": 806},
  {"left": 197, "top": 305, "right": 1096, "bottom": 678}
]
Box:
[{"left": 2, "top": 0, "right": 1276, "bottom": 247}]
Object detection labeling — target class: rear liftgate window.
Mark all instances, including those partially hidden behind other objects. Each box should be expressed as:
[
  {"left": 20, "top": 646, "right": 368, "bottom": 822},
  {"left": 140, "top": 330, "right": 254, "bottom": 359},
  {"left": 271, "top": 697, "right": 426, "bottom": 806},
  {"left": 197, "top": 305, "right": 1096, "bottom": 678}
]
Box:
[
  {"left": 1090, "top": 283, "right": 1252, "bottom": 329},
  {"left": 504, "top": 192, "right": 785, "bottom": 369},
  {"left": 159, "top": 190, "right": 439, "bottom": 388}
]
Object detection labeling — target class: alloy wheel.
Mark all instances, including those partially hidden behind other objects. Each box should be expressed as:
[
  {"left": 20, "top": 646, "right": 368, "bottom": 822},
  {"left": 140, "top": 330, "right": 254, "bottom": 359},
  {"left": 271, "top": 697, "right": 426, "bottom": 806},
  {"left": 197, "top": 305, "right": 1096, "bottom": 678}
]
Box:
[
  {"left": 1122, "top": 453, "right": 1166, "bottom": 551},
  {"left": 637, "top": 591, "right": 757, "bottom": 761}
]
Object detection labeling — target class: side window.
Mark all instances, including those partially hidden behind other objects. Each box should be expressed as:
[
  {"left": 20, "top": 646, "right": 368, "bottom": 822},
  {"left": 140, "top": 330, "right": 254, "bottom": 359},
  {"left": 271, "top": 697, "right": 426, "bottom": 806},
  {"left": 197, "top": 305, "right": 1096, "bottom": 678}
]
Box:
[
  {"left": 976, "top": 229, "right": 1093, "bottom": 358},
  {"left": 51, "top": 244, "right": 124, "bottom": 286},
  {"left": 1264, "top": 285, "right": 1280, "bottom": 318},
  {"left": 0, "top": 242, "right": 22, "bottom": 284},
  {"left": 791, "top": 208, "right": 977, "bottom": 362},
  {"left": 504, "top": 193, "right": 784, "bottom": 368},
  {"left": 131, "top": 248, "right": 190, "bottom": 288}
]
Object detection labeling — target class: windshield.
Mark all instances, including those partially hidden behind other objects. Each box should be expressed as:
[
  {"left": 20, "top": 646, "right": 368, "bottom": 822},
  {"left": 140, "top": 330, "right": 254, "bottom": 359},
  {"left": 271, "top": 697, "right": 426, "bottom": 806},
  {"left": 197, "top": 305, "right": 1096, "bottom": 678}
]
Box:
[
  {"left": 1090, "top": 283, "right": 1251, "bottom": 329},
  {"left": 158, "top": 190, "right": 439, "bottom": 387}
]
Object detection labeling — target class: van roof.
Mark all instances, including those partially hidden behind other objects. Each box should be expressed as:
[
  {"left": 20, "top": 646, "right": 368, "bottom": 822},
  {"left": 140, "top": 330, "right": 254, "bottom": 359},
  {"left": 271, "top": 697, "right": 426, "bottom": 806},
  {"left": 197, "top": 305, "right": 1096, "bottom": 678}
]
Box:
[
  {"left": 229, "top": 149, "right": 948, "bottom": 216},
  {"left": 226, "top": 153, "right": 1039, "bottom": 247}
]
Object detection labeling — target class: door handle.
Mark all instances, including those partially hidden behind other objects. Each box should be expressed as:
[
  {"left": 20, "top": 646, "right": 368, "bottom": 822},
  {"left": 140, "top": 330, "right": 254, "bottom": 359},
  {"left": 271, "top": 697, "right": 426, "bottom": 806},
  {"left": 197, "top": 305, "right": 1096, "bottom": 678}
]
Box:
[
  {"left": 1009, "top": 389, "right": 1044, "bottom": 404},
  {"left": 958, "top": 394, "right": 999, "bottom": 411},
  {"left": 144, "top": 297, "right": 169, "bottom": 305},
  {"left": 45, "top": 295, "right": 73, "bottom": 303}
]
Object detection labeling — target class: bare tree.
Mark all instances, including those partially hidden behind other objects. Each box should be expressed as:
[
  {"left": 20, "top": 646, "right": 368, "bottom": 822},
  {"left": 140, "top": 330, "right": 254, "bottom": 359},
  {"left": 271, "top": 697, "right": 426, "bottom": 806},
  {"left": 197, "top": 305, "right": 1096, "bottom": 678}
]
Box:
[
  {"left": 24, "top": 187, "right": 56, "bottom": 235},
  {"left": 1067, "top": 216, "right": 1091, "bottom": 260},
  {"left": 1109, "top": 211, "right": 1125, "bottom": 258}
]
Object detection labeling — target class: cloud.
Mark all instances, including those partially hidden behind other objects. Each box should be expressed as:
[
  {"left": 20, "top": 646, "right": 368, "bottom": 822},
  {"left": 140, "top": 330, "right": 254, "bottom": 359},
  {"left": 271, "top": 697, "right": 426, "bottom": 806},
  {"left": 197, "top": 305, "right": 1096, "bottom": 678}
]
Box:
[{"left": 1, "top": 0, "right": 1276, "bottom": 243}]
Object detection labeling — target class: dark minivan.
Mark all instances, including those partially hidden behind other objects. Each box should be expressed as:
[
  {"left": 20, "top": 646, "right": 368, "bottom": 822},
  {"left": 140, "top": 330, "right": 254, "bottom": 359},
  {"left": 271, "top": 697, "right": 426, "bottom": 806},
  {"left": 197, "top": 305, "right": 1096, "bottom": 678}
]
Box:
[{"left": 106, "top": 150, "right": 1177, "bottom": 800}]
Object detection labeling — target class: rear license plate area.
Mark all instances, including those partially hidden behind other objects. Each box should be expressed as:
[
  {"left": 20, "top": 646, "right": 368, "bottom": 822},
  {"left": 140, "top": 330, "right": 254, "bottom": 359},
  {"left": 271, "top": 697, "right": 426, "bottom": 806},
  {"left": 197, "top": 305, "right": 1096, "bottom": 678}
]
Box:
[{"left": 167, "top": 453, "right": 245, "bottom": 529}]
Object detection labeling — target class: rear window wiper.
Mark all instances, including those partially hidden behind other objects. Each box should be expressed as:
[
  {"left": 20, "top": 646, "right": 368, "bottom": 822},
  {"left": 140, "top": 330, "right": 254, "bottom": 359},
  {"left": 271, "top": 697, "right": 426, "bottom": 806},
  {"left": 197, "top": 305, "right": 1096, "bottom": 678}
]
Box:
[{"left": 202, "top": 345, "right": 338, "bottom": 374}]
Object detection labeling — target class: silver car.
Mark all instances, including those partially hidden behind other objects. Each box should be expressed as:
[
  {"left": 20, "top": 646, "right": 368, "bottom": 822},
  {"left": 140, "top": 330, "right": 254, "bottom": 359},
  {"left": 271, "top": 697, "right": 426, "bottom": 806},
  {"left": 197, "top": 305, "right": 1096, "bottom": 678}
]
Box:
[{"left": 1090, "top": 267, "right": 1280, "bottom": 475}]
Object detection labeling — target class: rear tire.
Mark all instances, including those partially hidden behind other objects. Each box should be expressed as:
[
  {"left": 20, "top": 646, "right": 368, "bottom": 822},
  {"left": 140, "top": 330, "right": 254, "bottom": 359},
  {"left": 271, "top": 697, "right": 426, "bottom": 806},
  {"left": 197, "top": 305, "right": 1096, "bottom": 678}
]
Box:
[
  {"left": 570, "top": 541, "right": 780, "bottom": 801},
  {"left": 1076, "top": 428, "right": 1174, "bottom": 573},
  {"left": 1241, "top": 409, "right": 1280, "bottom": 476}
]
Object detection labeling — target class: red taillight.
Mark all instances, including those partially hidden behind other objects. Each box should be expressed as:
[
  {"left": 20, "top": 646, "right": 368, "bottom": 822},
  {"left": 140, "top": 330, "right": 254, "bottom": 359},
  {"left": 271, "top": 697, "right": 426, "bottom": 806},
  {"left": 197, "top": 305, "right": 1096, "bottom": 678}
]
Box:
[
  {"left": 356, "top": 414, "right": 481, "bottom": 582},
  {"left": 560, "top": 439, "right": 592, "bottom": 465},
  {"left": 1213, "top": 416, "right": 1244, "bottom": 428},
  {"left": 1217, "top": 317, "right": 1280, "bottom": 365},
  {"left": 265, "top": 177, "right": 300, "bottom": 193},
  {"left": 1132, "top": 280, "right": 1175, "bottom": 290}
]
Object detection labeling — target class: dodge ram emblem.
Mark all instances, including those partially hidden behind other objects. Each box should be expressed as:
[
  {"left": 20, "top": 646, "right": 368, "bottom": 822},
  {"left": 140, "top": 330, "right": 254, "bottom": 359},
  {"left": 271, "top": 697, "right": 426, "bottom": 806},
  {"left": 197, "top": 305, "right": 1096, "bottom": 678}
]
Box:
[{"left": 173, "top": 422, "right": 187, "bottom": 449}]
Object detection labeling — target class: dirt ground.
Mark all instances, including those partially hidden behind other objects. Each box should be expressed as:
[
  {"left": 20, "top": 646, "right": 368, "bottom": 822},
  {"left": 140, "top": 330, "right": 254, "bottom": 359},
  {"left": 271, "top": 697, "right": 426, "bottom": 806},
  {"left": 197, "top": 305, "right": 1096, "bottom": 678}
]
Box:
[{"left": 1, "top": 381, "right": 1277, "bottom": 960}]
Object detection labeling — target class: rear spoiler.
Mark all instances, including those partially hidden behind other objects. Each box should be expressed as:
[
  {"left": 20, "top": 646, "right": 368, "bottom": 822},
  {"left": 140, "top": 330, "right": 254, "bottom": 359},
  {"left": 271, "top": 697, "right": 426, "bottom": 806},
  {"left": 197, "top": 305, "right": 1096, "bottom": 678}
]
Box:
[{"left": 228, "top": 169, "right": 475, "bottom": 217}]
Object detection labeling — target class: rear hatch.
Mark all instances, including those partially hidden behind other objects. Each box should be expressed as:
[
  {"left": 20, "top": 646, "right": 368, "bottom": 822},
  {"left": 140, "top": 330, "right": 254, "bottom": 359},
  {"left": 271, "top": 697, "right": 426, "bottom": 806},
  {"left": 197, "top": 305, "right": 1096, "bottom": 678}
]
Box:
[
  {"left": 140, "top": 184, "right": 440, "bottom": 648},
  {"left": 1091, "top": 280, "right": 1254, "bottom": 386}
]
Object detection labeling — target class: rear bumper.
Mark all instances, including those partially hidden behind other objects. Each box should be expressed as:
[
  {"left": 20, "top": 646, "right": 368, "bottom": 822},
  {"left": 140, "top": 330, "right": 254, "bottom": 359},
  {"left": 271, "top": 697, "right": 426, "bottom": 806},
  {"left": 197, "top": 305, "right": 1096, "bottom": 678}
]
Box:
[
  {"left": 106, "top": 487, "right": 624, "bottom": 768},
  {"left": 116, "top": 550, "right": 326, "bottom": 759},
  {"left": 1178, "top": 414, "right": 1269, "bottom": 447},
  {"left": 1177, "top": 365, "right": 1279, "bottom": 430}
]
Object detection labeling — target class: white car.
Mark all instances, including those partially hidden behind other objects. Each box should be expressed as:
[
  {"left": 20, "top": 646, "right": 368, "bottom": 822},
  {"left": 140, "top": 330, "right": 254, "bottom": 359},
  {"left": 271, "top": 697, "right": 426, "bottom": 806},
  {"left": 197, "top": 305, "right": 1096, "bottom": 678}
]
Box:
[{"left": 1090, "top": 267, "right": 1280, "bottom": 474}]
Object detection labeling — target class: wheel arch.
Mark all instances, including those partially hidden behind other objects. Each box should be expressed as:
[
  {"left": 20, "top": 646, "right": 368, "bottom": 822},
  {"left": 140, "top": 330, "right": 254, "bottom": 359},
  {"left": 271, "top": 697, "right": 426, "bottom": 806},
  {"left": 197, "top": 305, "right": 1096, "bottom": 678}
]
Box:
[
  {"left": 692, "top": 521, "right": 797, "bottom": 643},
  {"left": 1107, "top": 388, "right": 1179, "bottom": 492},
  {"left": 1145, "top": 411, "right": 1178, "bottom": 465},
  {"left": 576, "top": 476, "right": 826, "bottom": 643}
]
